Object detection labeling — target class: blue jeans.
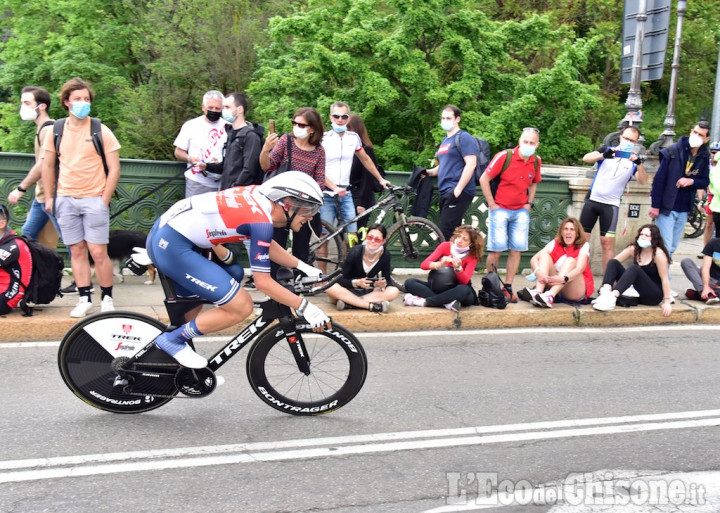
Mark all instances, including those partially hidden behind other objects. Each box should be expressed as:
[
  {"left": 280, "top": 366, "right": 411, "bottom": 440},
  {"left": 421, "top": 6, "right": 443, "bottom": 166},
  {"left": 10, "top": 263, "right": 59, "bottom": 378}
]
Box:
[
  {"left": 321, "top": 191, "right": 357, "bottom": 233},
  {"left": 21, "top": 199, "right": 62, "bottom": 240},
  {"left": 654, "top": 211, "right": 687, "bottom": 258}
]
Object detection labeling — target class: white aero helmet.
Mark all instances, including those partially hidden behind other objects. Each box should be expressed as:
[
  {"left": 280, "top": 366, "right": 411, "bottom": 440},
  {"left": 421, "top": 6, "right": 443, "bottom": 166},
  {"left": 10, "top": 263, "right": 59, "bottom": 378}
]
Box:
[{"left": 259, "top": 171, "right": 324, "bottom": 218}]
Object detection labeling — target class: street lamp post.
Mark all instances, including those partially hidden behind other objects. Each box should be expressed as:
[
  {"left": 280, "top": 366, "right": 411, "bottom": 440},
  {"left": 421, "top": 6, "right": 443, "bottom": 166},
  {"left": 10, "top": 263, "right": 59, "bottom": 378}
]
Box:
[{"left": 650, "top": 0, "right": 687, "bottom": 154}]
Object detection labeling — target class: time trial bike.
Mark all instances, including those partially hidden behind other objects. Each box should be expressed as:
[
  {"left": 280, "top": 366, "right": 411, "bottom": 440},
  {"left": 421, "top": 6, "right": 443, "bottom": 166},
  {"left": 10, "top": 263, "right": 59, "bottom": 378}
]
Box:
[{"left": 57, "top": 266, "right": 367, "bottom": 416}]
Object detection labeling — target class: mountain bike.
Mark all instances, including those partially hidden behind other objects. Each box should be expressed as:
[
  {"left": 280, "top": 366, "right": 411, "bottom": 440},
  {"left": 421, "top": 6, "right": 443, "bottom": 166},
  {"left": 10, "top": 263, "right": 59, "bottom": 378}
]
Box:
[
  {"left": 685, "top": 197, "right": 706, "bottom": 239},
  {"left": 309, "top": 185, "right": 445, "bottom": 274},
  {"left": 57, "top": 267, "right": 367, "bottom": 416}
]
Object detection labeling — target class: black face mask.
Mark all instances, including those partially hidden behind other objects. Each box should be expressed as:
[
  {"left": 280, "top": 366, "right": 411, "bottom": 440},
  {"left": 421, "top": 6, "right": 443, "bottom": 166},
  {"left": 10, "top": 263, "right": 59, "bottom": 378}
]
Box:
[{"left": 205, "top": 110, "right": 222, "bottom": 122}]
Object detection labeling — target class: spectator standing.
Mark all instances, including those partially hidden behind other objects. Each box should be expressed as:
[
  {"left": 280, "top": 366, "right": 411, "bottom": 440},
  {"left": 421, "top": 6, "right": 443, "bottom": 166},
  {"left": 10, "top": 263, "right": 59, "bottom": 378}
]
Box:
[
  {"left": 701, "top": 141, "right": 720, "bottom": 246},
  {"left": 0, "top": 205, "right": 32, "bottom": 315},
  {"left": 681, "top": 237, "right": 720, "bottom": 304},
  {"left": 649, "top": 121, "right": 711, "bottom": 258},
  {"left": 348, "top": 114, "right": 382, "bottom": 230},
  {"left": 214, "top": 93, "right": 264, "bottom": 190},
  {"left": 481, "top": 127, "right": 542, "bottom": 302},
  {"left": 7, "top": 86, "right": 61, "bottom": 243},
  {"left": 321, "top": 102, "right": 389, "bottom": 247},
  {"left": 403, "top": 225, "right": 484, "bottom": 311},
  {"left": 592, "top": 224, "right": 672, "bottom": 316},
  {"left": 260, "top": 107, "right": 326, "bottom": 278},
  {"left": 580, "top": 126, "right": 648, "bottom": 272},
  {"left": 325, "top": 224, "right": 399, "bottom": 312},
  {"left": 173, "top": 90, "right": 227, "bottom": 197},
  {"left": 426, "top": 105, "right": 478, "bottom": 240},
  {"left": 41, "top": 77, "right": 121, "bottom": 317}
]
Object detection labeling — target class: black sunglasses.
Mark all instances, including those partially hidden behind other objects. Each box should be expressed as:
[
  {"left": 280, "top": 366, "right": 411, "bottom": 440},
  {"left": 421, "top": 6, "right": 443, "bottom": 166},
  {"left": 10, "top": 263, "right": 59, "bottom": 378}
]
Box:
[
  {"left": 292, "top": 121, "right": 309, "bottom": 129},
  {"left": 331, "top": 114, "right": 349, "bottom": 120}
]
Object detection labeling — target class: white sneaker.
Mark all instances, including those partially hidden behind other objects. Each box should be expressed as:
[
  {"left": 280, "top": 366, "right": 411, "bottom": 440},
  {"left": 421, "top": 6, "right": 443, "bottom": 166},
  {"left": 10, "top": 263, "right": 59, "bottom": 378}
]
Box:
[
  {"left": 592, "top": 291, "right": 617, "bottom": 311},
  {"left": 101, "top": 296, "right": 115, "bottom": 312},
  {"left": 591, "top": 287, "right": 612, "bottom": 304},
  {"left": 70, "top": 296, "right": 93, "bottom": 318}
]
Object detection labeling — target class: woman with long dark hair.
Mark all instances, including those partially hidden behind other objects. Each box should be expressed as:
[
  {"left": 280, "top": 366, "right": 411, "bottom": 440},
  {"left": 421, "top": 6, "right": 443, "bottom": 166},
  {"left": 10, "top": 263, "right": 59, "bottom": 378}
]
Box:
[
  {"left": 592, "top": 223, "right": 673, "bottom": 316},
  {"left": 260, "top": 107, "right": 326, "bottom": 278},
  {"left": 325, "top": 223, "right": 399, "bottom": 312},
  {"left": 348, "top": 114, "right": 382, "bottom": 230}
]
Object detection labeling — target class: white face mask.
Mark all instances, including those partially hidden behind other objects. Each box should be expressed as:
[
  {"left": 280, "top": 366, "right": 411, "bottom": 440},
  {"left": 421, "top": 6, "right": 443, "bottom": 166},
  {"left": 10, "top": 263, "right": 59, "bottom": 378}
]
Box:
[
  {"left": 689, "top": 133, "right": 705, "bottom": 148},
  {"left": 221, "top": 108, "right": 237, "bottom": 123},
  {"left": 637, "top": 238, "right": 652, "bottom": 248},
  {"left": 20, "top": 104, "right": 38, "bottom": 121},
  {"left": 519, "top": 144, "right": 536, "bottom": 158},
  {"left": 293, "top": 126, "right": 310, "bottom": 139},
  {"left": 440, "top": 119, "right": 454, "bottom": 132}
]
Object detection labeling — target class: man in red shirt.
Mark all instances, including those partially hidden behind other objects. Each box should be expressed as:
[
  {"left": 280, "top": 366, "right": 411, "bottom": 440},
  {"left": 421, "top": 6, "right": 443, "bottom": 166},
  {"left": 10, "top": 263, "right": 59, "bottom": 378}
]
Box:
[{"left": 480, "top": 127, "right": 542, "bottom": 302}]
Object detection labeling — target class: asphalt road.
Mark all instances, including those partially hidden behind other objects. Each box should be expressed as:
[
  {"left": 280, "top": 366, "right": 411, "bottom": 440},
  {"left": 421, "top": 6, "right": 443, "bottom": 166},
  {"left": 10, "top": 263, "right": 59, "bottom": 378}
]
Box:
[{"left": 2, "top": 326, "right": 720, "bottom": 513}]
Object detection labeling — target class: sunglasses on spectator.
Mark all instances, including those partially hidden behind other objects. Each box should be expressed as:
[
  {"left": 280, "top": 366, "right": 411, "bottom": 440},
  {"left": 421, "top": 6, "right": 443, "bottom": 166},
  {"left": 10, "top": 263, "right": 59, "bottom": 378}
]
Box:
[
  {"left": 523, "top": 127, "right": 540, "bottom": 134},
  {"left": 292, "top": 121, "right": 309, "bottom": 129},
  {"left": 365, "top": 235, "right": 384, "bottom": 243},
  {"left": 331, "top": 114, "right": 350, "bottom": 120}
]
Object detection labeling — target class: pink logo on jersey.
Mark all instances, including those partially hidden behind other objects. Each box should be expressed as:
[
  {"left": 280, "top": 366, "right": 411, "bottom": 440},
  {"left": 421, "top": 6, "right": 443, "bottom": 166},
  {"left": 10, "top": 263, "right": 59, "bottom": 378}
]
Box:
[{"left": 258, "top": 241, "right": 271, "bottom": 247}]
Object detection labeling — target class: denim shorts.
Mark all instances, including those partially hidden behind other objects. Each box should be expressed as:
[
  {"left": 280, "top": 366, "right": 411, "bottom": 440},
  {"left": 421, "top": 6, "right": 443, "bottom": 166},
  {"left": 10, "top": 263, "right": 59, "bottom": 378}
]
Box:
[
  {"left": 55, "top": 196, "right": 109, "bottom": 246},
  {"left": 487, "top": 207, "right": 530, "bottom": 252},
  {"left": 321, "top": 191, "right": 357, "bottom": 233}
]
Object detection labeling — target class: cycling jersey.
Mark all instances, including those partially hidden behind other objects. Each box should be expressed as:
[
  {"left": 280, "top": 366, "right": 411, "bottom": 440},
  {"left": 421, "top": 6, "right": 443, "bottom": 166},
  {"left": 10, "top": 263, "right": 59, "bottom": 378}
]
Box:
[
  {"left": 159, "top": 185, "right": 274, "bottom": 273},
  {"left": 148, "top": 186, "right": 276, "bottom": 304}
]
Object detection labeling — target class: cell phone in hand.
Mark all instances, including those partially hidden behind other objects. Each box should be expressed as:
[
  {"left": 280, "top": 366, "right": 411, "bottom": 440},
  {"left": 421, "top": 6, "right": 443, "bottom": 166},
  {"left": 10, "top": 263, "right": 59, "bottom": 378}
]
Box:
[{"left": 269, "top": 119, "right": 276, "bottom": 134}]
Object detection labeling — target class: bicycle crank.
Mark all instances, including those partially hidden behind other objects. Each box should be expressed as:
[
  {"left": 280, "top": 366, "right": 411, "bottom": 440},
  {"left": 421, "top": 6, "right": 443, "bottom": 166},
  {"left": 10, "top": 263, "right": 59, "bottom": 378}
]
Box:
[{"left": 174, "top": 367, "right": 219, "bottom": 397}]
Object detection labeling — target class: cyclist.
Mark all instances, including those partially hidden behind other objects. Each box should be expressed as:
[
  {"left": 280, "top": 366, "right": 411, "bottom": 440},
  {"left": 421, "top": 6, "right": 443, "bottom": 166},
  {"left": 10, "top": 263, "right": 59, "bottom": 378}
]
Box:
[{"left": 147, "top": 171, "right": 332, "bottom": 368}]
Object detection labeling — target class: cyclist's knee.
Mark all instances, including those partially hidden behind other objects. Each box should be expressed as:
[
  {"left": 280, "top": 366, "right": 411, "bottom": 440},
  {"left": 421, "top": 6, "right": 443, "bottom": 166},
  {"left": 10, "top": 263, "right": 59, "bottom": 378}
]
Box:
[{"left": 221, "top": 291, "right": 254, "bottom": 319}]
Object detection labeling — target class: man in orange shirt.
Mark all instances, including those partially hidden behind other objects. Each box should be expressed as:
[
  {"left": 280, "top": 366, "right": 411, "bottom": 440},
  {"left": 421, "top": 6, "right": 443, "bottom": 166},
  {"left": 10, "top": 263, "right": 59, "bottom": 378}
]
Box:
[{"left": 41, "top": 78, "right": 121, "bottom": 317}]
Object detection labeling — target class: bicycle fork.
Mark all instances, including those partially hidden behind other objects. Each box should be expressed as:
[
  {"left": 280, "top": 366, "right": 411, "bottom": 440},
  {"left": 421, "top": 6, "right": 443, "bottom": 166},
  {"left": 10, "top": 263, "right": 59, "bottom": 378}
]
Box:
[{"left": 279, "top": 315, "right": 311, "bottom": 375}]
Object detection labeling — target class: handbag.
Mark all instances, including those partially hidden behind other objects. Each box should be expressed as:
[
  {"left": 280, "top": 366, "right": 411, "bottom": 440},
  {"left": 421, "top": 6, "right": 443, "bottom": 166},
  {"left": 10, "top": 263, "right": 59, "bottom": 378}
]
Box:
[{"left": 263, "top": 133, "right": 293, "bottom": 182}]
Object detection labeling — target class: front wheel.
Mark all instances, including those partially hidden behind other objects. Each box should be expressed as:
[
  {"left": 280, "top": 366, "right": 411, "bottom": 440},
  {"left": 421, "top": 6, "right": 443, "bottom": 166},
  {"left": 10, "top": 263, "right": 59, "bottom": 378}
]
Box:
[
  {"left": 58, "top": 312, "right": 178, "bottom": 414},
  {"left": 246, "top": 321, "right": 367, "bottom": 415}
]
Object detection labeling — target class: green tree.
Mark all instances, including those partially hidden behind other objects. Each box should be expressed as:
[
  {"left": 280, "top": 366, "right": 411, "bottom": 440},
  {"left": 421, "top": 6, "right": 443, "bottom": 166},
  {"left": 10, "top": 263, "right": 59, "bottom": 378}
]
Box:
[{"left": 249, "top": 0, "right": 602, "bottom": 167}]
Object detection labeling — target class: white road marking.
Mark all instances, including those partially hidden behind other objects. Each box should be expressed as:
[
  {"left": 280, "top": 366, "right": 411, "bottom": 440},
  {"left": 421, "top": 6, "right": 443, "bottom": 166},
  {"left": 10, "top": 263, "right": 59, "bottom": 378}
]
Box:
[
  {"left": 2, "top": 409, "right": 720, "bottom": 483},
  {"left": 4, "top": 324, "right": 720, "bottom": 349}
]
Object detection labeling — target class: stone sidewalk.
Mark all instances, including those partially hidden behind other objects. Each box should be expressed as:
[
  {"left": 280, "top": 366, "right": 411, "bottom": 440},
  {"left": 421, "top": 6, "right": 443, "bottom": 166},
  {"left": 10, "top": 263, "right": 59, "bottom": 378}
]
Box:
[{"left": 2, "top": 236, "right": 718, "bottom": 342}]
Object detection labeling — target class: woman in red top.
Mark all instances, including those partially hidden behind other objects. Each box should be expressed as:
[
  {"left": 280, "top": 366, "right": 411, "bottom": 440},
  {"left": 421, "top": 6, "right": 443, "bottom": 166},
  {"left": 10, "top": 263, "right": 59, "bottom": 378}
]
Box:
[
  {"left": 0, "top": 205, "right": 33, "bottom": 315},
  {"left": 403, "top": 225, "right": 484, "bottom": 311},
  {"left": 518, "top": 217, "right": 594, "bottom": 308}
]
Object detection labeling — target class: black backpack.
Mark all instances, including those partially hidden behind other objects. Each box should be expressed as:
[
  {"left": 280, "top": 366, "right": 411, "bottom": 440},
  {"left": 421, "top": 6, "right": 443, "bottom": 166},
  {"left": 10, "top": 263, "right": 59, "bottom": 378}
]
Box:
[
  {"left": 478, "top": 268, "right": 509, "bottom": 309},
  {"left": 453, "top": 130, "right": 491, "bottom": 186},
  {"left": 52, "top": 117, "right": 109, "bottom": 214},
  {"left": 8, "top": 236, "right": 64, "bottom": 315}
]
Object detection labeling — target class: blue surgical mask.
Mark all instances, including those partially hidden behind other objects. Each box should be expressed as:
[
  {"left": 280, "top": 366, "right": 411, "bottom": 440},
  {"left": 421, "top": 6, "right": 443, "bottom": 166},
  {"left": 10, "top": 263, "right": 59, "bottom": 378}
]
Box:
[
  {"left": 221, "top": 108, "right": 236, "bottom": 123},
  {"left": 637, "top": 238, "right": 652, "bottom": 248},
  {"left": 331, "top": 122, "right": 347, "bottom": 133},
  {"left": 70, "top": 101, "right": 91, "bottom": 119},
  {"left": 440, "top": 119, "right": 454, "bottom": 132},
  {"left": 519, "top": 144, "right": 536, "bottom": 158},
  {"left": 618, "top": 138, "right": 635, "bottom": 153}
]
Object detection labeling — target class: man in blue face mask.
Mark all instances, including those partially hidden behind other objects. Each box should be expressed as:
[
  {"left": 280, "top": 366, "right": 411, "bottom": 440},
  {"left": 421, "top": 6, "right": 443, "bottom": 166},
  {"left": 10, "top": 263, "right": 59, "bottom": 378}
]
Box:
[
  {"left": 40, "top": 77, "right": 121, "bottom": 318},
  {"left": 580, "top": 125, "right": 648, "bottom": 273},
  {"left": 481, "top": 127, "right": 542, "bottom": 302}
]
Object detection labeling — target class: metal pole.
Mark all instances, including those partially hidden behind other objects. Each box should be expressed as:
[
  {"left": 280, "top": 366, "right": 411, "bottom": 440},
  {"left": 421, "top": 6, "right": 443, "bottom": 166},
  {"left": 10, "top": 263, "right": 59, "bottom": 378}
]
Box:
[
  {"left": 653, "top": 0, "right": 687, "bottom": 151},
  {"left": 625, "top": 0, "right": 648, "bottom": 115},
  {"left": 712, "top": 42, "right": 720, "bottom": 143}
]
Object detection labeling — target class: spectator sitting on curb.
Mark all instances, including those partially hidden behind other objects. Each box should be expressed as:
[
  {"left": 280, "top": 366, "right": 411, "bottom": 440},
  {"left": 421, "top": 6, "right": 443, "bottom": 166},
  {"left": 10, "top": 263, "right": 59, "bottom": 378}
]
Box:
[
  {"left": 403, "top": 225, "right": 484, "bottom": 311},
  {"left": 592, "top": 224, "right": 673, "bottom": 317},
  {"left": 681, "top": 237, "right": 720, "bottom": 305},
  {"left": 517, "top": 217, "right": 594, "bottom": 309},
  {"left": 325, "top": 223, "right": 399, "bottom": 313}
]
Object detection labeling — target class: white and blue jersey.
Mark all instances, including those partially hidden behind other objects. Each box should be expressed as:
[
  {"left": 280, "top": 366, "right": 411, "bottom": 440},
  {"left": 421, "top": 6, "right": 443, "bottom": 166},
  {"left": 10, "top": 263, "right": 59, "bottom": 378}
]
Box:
[{"left": 148, "top": 186, "right": 275, "bottom": 304}]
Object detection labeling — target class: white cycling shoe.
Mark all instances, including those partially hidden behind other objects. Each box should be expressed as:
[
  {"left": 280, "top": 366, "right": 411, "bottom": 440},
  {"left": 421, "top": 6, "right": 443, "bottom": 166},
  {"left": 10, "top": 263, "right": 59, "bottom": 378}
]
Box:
[{"left": 155, "top": 332, "right": 208, "bottom": 369}]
